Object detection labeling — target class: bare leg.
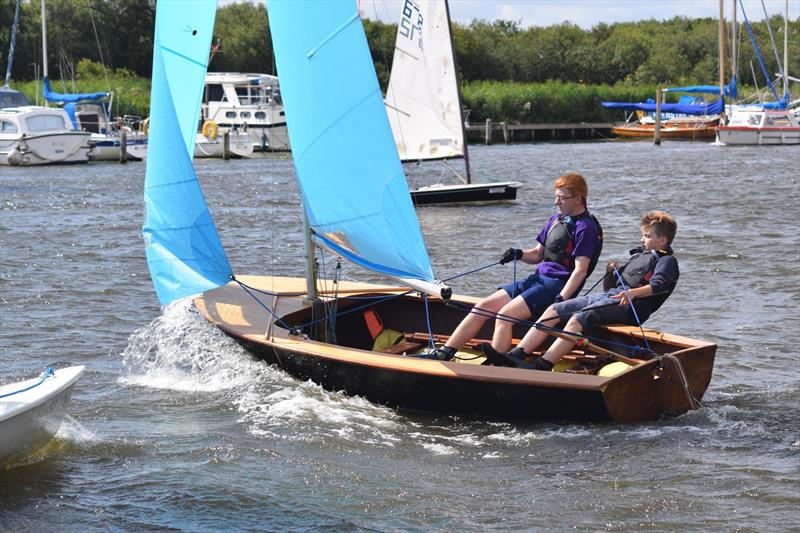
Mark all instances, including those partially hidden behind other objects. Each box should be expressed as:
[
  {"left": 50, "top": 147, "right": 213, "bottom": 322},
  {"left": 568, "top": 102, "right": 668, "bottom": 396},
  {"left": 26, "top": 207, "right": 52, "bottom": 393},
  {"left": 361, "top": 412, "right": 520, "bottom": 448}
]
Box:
[
  {"left": 541, "top": 316, "right": 584, "bottom": 364},
  {"left": 515, "top": 305, "right": 559, "bottom": 353},
  {"left": 490, "top": 296, "right": 532, "bottom": 352},
  {"left": 444, "top": 290, "right": 511, "bottom": 350}
]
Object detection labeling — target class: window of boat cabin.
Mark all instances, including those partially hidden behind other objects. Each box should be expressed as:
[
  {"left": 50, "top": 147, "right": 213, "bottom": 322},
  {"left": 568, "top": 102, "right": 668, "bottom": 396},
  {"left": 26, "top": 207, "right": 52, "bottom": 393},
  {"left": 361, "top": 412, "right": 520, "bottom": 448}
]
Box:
[
  {"left": 26, "top": 114, "right": 68, "bottom": 131},
  {"left": 1, "top": 120, "right": 18, "bottom": 133},
  {"left": 255, "top": 112, "right": 266, "bottom": 119},
  {"left": 765, "top": 115, "right": 791, "bottom": 127},
  {"left": 225, "top": 111, "right": 236, "bottom": 118},
  {"left": 236, "top": 86, "right": 259, "bottom": 105},
  {"left": 240, "top": 111, "right": 251, "bottom": 119},
  {"left": 205, "top": 84, "right": 225, "bottom": 103},
  {"left": 77, "top": 112, "right": 102, "bottom": 133},
  {"left": 730, "top": 113, "right": 761, "bottom": 126}
]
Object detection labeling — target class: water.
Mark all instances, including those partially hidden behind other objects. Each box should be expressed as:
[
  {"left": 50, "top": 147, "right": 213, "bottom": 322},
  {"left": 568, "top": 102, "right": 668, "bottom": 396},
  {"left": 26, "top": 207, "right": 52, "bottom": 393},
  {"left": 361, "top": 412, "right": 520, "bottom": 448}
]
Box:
[{"left": 1, "top": 142, "right": 798, "bottom": 531}]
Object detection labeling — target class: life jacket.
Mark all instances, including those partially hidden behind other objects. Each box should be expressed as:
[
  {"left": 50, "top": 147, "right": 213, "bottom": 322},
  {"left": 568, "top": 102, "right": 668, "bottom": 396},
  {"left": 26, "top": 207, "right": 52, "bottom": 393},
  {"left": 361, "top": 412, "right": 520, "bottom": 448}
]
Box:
[
  {"left": 619, "top": 247, "right": 671, "bottom": 289},
  {"left": 542, "top": 212, "right": 603, "bottom": 276}
]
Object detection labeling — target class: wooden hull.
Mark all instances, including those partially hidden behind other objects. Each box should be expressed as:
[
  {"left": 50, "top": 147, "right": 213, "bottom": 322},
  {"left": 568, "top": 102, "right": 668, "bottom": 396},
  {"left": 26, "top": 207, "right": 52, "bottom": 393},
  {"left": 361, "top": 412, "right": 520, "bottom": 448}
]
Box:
[
  {"left": 410, "top": 181, "right": 522, "bottom": 206},
  {"left": 196, "top": 277, "right": 716, "bottom": 423},
  {"left": 612, "top": 119, "right": 719, "bottom": 140}
]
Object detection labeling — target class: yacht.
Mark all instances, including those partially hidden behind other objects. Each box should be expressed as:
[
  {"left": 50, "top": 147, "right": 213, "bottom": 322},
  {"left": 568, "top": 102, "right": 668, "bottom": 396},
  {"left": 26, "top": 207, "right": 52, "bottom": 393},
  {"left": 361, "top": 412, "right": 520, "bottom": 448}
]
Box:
[
  {"left": 201, "top": 72, "right": 290, "bottom": 151},
  {"left": 65, "top": 101, "right": 148, "bottom": 160},
  {"left": 0, "top": 105, "right": 91, "bottom": 165}
]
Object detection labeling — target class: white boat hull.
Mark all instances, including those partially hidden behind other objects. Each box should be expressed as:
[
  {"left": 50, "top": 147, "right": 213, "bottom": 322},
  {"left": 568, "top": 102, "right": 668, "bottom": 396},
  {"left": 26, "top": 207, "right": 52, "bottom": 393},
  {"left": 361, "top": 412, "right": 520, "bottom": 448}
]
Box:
[
  {"left": 716, "top": 127, "right": 800, "bottom": 145},
  {"left": 195, "top": 132, "right": 255, "bottom": 158},
  {"left": 88, "top": 132, "right": 149, "bottom": 160},
  {"left": 0, "top": 131, "right": 91, "bottom": 165},
  {"left": 0, "top": 366, "right": 85, "bottom": 465}
]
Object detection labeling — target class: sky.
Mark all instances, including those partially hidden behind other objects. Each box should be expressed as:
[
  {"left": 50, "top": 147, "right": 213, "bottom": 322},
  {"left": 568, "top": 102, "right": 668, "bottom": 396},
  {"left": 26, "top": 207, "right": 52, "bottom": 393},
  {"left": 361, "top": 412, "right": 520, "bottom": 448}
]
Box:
[{"left": 356, "top": 0, "right": 798, "bottom": 29}]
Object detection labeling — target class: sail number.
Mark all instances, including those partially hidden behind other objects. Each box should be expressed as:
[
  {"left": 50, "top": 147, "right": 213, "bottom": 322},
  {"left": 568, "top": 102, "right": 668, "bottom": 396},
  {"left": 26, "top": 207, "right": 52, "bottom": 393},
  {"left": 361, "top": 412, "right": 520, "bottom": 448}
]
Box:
[{"left": 399, "top": 0, "right": 424, "bottom": 49}]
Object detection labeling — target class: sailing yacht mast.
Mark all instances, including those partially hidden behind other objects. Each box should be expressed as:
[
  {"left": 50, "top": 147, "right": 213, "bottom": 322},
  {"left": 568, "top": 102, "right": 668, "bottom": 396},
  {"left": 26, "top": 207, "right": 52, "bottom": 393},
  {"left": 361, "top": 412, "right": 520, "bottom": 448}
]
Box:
[
  {"left": 784, "top": 0, "right": 789, "bottom": 99},
  {"left": 443, "top": 0, "right": 471, "bottom": 184},
  {"left": 41, "top": 0, "right": 48, "bottom": 107},
  {"left": 731, "top": 0, "right": 737, "bottom": 106}
]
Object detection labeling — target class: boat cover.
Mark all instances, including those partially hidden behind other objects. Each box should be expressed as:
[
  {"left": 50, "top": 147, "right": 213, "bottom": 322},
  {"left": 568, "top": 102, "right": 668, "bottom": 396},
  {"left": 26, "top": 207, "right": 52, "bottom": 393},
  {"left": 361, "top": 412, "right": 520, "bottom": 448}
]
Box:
[
  {"left": 43, "top": 77, "right": 107, "bottom": 103},
  {"left": 602, "top": 97, "right": 725, "bottom": 116}
]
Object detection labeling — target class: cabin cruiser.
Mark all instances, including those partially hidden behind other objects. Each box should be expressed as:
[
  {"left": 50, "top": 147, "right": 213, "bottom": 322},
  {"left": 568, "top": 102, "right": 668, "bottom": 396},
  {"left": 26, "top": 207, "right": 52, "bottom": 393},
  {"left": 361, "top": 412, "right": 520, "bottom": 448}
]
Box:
[
  {"left": 716, "top": 108, "right": 800, "bottom": 145},
  {"left": 0, "top": 106, "right": 91, "bottom": 165},
  {"left": 65, "top": 102, "right": 148, "bottom": 160},
  {"left": 201, "top": 72, "right": 290, "bottom": 151}
]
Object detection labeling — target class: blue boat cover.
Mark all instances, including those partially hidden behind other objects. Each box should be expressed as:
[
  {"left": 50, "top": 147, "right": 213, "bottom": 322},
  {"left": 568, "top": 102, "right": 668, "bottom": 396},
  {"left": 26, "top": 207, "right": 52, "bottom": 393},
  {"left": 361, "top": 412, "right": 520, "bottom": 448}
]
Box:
[
  {"left": 602, "top": 97, "right": 725, "bottom": 116},
  {"left": 665, "top": 79, "right": 737, "bottom": 99},
  {"left": 43, "top": 77, "right": 108, "bottom": 103},
  {"left": 142, "top": 0, "right": 232, "bottom": 306},
  {"left": 267, "top": 0, "right": 435, "bottom": 284}
]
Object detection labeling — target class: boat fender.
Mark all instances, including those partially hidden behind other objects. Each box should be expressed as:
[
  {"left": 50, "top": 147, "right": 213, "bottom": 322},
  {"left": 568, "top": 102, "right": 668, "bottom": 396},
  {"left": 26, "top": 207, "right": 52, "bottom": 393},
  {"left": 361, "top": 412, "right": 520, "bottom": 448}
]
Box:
[
  {"left": 597, "top": 361, "right": 632, "bottom": 377},
  {"left": 202, "top": 120, "right": 219, "bottom": 141},
  {"left": 142, "top": 117, "right": 150, "bottom": 135},
  {"left": 7, "top": 149, "right": 22, "bottom": 165}
]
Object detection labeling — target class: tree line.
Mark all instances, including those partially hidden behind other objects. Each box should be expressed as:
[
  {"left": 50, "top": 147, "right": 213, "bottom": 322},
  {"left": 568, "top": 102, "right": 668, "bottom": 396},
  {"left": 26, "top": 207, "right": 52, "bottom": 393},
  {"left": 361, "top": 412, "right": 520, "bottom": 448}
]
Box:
[{"left": 2, "top": 0, "right": 797, "bottom": 120}]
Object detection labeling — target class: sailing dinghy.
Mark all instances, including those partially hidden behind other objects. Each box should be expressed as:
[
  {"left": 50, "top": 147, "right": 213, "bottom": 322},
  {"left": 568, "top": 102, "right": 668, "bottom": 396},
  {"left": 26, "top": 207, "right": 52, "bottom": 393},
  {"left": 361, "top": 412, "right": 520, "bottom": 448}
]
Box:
[
  {"left": 143, "top": 0, "right": 715, "bottom": 423},
  {"left": 0, "top": 366, "right": 85, "bottom": 466},
  {"left": 384, "top": 0, "right": 522, "bottom": 205}
]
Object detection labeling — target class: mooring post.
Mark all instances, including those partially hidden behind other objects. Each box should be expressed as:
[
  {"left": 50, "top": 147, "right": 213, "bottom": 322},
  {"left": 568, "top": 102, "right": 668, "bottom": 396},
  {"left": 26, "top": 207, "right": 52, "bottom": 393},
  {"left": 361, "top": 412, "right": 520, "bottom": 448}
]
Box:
[
  {"left": 501, "top": 122, "right": 509, "bottom": 143},
  {"left": 654, "top": 86, "right": 662, "bottom": 146},
  {"left": 223, "top": 131, "right": 230, "bottom": 160},
  {"left": 485, "top": 118, "right": 492, "bottom": 145},
  {"left": 119, "top": 131, "right": 127, "bottom": 164}
]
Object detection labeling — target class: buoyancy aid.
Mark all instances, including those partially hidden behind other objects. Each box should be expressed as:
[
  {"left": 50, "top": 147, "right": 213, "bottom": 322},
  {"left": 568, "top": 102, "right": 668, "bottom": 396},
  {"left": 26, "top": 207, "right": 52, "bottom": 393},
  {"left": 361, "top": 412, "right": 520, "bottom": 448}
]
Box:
[
  {"left": 542, "top": 212, "right": 603, "bottom": 276},
  {"left": 619, "top": 247, "right": 671, "bottom": 288}
]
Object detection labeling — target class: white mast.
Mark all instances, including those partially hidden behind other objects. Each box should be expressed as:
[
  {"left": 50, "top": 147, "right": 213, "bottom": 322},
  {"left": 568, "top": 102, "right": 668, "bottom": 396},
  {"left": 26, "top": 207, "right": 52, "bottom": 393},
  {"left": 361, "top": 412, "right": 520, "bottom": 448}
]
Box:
[
  {"left": 444, "top": 0, "right": 471, "bottom": 184},
  {"left": 731, "top": 0, "right": 737, "bottom": 105},
  {"left": 41, "top": 0, "right": 48, "bottom": 106},
  {"left": 784, "top": 0, "right": 789, "bottom": 98}
]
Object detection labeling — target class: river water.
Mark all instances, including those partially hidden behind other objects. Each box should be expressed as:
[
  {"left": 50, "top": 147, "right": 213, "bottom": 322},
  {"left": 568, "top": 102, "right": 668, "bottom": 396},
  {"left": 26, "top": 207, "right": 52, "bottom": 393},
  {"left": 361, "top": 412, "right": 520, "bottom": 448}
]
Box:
[{"left": 1, "top": 141, "right": 798, "bottom": 531}]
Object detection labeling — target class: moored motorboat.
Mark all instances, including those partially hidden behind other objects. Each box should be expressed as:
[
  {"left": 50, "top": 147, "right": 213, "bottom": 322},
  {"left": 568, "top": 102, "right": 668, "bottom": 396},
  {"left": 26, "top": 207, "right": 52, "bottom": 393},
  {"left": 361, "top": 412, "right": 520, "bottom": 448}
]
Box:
[
  {"left": 716, "top": 108, "right": 800, "bottom": 145},
  {"left": 0, "top": 106, "right": 91, "bottom": 165},
  {"left": 0, "top": 366, "right": 85, "bottom": 466}
]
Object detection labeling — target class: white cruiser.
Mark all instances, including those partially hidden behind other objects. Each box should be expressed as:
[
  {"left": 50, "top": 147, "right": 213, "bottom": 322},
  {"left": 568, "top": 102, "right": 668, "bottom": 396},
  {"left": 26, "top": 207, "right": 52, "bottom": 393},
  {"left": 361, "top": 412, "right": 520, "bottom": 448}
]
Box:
[{"left": 201, "top": 72, "right": 290, "bottom": 151}]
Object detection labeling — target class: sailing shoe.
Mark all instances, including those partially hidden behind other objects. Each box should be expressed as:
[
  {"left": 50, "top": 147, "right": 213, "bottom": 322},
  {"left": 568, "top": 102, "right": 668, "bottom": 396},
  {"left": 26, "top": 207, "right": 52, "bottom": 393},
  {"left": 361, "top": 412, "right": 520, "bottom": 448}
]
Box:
[
  {"left": 416, "top": 346, "right": 455, "bottom": 361},
  {"left": 480, "top": 343, "right": 514, "bottom": 366}
]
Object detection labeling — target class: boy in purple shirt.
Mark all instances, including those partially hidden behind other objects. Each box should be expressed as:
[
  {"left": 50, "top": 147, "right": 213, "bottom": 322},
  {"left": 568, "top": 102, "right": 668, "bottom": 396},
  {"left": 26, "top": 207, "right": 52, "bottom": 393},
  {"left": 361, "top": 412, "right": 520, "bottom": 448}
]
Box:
[
  {"left": 420, "top": 173, "right": 603, "bottom": 361},
  {"left": 489, "top": 211, "right": 679, "bottom": 370}
]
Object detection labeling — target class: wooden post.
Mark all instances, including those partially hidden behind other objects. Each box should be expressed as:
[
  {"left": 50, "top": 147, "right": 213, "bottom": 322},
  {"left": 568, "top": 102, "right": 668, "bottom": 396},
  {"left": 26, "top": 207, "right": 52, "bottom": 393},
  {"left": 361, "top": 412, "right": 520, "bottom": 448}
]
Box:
[
  {"left": 119, "top": 131, "right": 127, "bottom": 164},
  {"left": 501, "top": 121, "right": 509, "bottom": 143},
  {"left": 654, "top": 87, "right": 662, "bottom": 146},
  {"left": 485, "top": 118, "right": 492, "bottom": 145},
  {"left": 222, "top": 131, "right": 230, "bottom": 160}
]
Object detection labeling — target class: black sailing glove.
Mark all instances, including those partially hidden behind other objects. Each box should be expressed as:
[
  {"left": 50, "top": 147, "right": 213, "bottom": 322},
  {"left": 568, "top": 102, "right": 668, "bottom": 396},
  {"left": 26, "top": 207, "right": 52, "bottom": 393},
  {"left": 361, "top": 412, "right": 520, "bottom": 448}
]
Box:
[{"left": 500, "top": 248, "right": 523, "bottom": 265}]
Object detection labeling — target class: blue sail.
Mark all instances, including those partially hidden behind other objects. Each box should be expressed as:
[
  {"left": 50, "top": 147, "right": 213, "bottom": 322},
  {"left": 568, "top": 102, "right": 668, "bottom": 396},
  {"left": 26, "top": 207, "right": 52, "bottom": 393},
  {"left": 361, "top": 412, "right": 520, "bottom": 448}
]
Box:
[
  {"left": 142, "top": 0, "right": 232, "bottom": 306},
  {"left": 267, "top": 0, "right": 436, "bottom": 287}
]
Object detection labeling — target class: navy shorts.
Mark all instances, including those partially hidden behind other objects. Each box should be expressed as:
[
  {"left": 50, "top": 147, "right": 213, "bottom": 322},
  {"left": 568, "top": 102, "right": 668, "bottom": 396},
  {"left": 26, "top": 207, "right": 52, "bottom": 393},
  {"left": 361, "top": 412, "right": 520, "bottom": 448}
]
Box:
[
  {"left": 500, "top": 274, "right": 565, "bottom": 317},
  {"left": 552, "top": 289, "right": 639, "bottom": 330}
]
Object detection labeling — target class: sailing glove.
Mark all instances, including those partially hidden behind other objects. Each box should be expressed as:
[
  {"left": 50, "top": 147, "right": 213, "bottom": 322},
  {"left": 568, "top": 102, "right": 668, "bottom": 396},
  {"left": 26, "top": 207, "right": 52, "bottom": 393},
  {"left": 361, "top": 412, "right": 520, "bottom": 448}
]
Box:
[{"left": 500, "top": 248, "right": 523, "bottom": 264}]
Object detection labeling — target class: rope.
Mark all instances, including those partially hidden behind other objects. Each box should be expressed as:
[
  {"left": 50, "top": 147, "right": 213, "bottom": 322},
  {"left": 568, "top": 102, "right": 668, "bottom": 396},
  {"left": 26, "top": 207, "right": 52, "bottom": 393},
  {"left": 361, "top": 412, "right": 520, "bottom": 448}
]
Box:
[
  {"left": 442, "top": 260, "right": 501, "bottom": 282},
  {"left": 611, "top": 266, "right": 652, "bottom": 352},
  {"left": 231, "top": 277, "right": 295, "bottom": 332},
  {"left": 0, "top": 368, "right": 55, "bottom": 398},
  {"left": 659, "top": 353, "right": 703, "bottom": 410}
]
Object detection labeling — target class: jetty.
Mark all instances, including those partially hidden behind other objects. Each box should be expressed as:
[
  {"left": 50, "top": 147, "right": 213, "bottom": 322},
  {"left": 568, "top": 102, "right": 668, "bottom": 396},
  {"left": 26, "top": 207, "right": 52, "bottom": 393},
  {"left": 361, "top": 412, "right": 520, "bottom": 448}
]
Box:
[{"left": 466, "top": 120, "right": 614, "bottom": 143}]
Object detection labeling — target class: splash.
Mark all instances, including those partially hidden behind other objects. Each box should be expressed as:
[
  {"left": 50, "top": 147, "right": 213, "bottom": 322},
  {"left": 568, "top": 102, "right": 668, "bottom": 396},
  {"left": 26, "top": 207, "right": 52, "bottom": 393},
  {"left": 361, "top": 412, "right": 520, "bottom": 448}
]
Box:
[{"left": 119, "top": 299, "right": 267, "bottom": 392}]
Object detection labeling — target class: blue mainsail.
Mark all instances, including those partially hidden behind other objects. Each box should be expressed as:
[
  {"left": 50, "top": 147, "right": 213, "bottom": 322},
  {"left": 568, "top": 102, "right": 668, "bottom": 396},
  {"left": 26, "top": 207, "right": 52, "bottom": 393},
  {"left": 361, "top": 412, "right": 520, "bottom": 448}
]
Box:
[
  {"left": 142, "top": 0, "right": 232, "bottom": 305},
  {"left": 267, "top": 0, "right": 437, "bottom": 289}
]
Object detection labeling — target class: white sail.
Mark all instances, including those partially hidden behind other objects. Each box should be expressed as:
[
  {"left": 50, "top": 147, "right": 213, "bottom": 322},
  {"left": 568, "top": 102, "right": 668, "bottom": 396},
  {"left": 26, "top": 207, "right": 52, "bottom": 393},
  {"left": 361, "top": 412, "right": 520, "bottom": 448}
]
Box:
[{"left": 385, "top": 0, "right": 464, "bottom": 162}]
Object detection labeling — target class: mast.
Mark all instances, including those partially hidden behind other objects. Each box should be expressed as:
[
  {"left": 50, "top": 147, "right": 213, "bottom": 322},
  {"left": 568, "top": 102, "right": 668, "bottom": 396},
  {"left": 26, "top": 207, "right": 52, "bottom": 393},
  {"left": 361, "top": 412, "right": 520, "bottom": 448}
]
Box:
[
  {"left": 41, "top": 0, "right": 48, "bottom": 106},
  {"left": 731, "top": 0, "right": 737, "bottom": 105},
  {"left": 444, "top": 0, "right": 472, "bottom": 184},
  {"left": 784, "top": 0, "right": 789, "bottom": 99},
  {"left": 302, "top": 204, "right": 317, "bottom": 302},
  {"left": 718, "top": 0, "right": 725, "bottom": 99},
  {"left": 3, "top": 0, "right": 21, "bottom": 87}
]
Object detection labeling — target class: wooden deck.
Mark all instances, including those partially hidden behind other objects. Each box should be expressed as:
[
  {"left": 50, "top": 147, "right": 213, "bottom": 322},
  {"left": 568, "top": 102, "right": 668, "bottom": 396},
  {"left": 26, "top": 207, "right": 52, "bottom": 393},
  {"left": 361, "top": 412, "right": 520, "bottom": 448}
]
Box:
[{"left": 466, "top": 120, "right": 614, "bottom": 144}]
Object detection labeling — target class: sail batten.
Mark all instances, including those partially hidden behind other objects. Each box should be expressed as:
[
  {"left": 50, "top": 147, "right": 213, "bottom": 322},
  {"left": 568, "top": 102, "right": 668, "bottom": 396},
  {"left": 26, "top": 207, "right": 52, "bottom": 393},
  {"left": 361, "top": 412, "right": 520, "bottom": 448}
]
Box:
[
  {"left": 143, "top": 0, "right": 232, "bottom": 306},
  {"left": 269, "top": 0, "right": 439, "bottom": 290}
]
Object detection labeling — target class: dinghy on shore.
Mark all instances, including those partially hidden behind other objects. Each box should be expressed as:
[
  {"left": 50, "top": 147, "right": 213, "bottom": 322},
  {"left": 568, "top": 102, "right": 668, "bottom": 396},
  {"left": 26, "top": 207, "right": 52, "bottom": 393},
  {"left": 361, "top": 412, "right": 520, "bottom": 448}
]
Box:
[{"left": 0, "top": 366, "right": 85, "bottom": 466}]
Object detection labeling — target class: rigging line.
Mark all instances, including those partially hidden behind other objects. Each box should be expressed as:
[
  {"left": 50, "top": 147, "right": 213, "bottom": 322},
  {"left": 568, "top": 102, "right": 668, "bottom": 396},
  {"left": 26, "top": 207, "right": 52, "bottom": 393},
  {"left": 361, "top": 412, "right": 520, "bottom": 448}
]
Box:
[
  {"left": 287, "top": 288, "right": 417, "bottom": 334},
  {"left": 441, "top": 260, "right": 502, "bottom": 282},
  {"left": 423, "top": 294, "right": 435, "bottom": 350},
  {"left": 88, "top": 6, "right": 111, "bottom": 93},
  {"left": 759, "top": 0, "right": 786, "bottom": 93},
  {"left": 530, "top": 320, "right": 654, "bottom": 357},
  {"left": 232, "top": 278, "right": 294, "bottom": 331},
  {"left": 611, "top": 266, "right": 652, "bottom": 352},
  {"left": 0, "top": 368, "right": 54, "bottom": 398},
  {"left": 660, "top": 353, "right": 703, "bottom": 409}
]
